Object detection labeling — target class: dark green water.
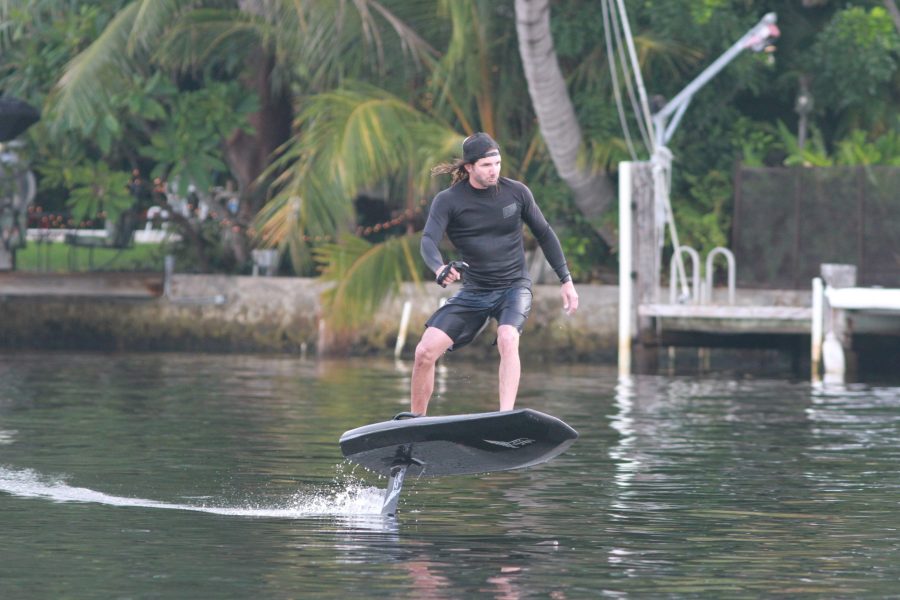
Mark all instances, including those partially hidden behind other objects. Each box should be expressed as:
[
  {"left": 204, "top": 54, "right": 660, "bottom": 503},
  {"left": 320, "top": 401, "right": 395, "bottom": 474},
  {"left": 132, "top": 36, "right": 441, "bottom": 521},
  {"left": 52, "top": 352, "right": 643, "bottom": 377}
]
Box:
[{"left": 2, "top": 352, "right": 900, "bottom": 598}]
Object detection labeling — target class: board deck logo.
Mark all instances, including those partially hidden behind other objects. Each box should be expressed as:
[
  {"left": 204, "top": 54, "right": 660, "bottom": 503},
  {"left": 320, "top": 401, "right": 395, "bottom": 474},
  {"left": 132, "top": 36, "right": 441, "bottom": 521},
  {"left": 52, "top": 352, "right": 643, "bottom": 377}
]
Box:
[{"left": 483, "top": 437, "right": 536, "bottom": 449}]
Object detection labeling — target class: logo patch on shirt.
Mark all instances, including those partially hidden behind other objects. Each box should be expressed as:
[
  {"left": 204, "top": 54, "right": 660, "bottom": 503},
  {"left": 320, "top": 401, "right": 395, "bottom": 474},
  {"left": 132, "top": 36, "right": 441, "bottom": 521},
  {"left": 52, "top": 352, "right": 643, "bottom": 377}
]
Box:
[{"left": 502, "top": 203, "right": 517, "bottom": 219}]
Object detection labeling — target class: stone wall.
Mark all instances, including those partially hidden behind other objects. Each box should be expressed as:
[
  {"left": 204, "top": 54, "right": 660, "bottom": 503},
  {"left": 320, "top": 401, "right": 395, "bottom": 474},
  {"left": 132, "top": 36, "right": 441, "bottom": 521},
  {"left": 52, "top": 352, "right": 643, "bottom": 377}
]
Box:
[{"left": 0, "top": 274, "right": 620, "bottom": 360}]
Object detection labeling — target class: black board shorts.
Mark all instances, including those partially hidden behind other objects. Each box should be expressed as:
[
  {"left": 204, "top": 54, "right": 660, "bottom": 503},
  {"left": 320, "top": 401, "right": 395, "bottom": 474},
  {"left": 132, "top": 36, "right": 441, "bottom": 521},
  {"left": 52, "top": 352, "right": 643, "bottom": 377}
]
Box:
[{"left": 426, "top": 286, "right": 532, "bottom": 350}]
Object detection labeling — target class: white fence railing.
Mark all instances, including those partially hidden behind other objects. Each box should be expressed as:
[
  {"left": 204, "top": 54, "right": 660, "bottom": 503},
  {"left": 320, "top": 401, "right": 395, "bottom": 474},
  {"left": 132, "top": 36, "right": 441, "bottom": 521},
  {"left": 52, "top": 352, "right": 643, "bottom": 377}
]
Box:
[{"left": 27, "top": 229, "right": 180, "bottom": 244}]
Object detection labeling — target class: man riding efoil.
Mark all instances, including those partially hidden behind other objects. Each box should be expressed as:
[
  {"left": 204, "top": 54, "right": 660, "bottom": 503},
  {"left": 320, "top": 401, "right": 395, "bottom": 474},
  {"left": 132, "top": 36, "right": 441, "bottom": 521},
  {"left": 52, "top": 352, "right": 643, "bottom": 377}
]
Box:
[{"left": 408, "top": 132, "right": 579, "bottom": 416}]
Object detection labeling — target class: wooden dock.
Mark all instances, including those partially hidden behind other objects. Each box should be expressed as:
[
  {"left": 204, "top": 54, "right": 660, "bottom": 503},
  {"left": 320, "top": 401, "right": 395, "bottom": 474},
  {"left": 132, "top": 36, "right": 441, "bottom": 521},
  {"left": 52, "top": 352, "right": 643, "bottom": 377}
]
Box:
[
  {"left": 638, "top": 303, "right": 812, "bottom": 351},
  {"left": 627, "top": 279, "right": 900, "bottom": 380},
  {"left": 627, "top": 296, "right": 814, "bottom": 371},
  {"left": 639, "top": 304, "right": 812, "bottom": 334},
  {"left": 617, "top": 162, "right": 900, "bottom": 380}
]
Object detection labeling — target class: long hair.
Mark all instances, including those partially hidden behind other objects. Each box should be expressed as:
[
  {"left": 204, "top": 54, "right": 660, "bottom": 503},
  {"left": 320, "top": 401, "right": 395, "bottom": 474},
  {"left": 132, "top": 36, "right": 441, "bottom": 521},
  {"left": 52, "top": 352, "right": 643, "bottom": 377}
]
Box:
[{"left": 431, "top": 159, "right": 468, "bottom": 185}]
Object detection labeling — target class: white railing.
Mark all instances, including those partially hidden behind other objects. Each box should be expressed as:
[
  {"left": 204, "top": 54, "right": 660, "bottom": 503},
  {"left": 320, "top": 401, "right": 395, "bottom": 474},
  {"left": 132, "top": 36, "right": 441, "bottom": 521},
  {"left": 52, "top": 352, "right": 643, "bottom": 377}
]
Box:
[
  {"left": 669, "top": 245, "right": 735, "bottom": 306},
  {"left": 27, "top": 228, "right": 181, "bottom": 244}
]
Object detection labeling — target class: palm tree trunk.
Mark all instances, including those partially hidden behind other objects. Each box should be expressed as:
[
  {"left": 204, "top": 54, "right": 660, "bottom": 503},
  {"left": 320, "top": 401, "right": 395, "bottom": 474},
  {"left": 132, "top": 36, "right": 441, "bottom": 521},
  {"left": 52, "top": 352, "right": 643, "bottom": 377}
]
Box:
[
  {"left": 226, "top": 3, "right": 291, "bottom": 183},
  {"left": 224, "top": 0, "right": 294, "bottom": 266},
  {"left": 885, "top": 0, "right": 900, "bottom": 35},
  {"left": 222, "top": 49, "right": 292, "bottom": 210},
  {"left": 221, "top": 49, "right": 292, "bottom": 267},
  {"left": 514, "top": 0, "right": 617, "bottom": 246}
]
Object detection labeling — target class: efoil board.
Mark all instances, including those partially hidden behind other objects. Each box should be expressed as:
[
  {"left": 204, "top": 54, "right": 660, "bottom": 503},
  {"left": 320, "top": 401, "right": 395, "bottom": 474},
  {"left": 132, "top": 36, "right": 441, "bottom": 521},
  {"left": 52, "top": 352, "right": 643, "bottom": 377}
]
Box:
[{"left": 339, "top": 408, "right": 578, "bottom": 478}]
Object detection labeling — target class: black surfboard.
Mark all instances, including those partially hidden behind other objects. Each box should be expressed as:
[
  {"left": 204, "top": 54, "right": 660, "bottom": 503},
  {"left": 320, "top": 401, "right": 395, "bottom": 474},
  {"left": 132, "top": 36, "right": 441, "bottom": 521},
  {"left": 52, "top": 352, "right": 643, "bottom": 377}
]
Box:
[
  {"left": 340, "top": 408, "right": 577, "bottom": 516},
  {"left": 340, "top": 408, "right": 578, "bottom": 479}
]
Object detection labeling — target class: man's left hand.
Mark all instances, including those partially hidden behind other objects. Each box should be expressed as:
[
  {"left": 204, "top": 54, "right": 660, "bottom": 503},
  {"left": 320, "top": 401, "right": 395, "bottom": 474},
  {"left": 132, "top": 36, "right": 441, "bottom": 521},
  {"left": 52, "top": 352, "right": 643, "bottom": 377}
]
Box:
[{"left": 561, "top": 280, "right": 579, "bottom": 315}]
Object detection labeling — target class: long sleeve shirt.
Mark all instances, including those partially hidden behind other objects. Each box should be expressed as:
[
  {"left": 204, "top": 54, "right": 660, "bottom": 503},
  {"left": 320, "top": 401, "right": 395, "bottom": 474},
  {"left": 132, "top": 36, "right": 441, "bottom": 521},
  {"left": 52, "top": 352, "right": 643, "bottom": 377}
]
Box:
[{"left": 420, "top": 177, "right": 571, "bottom": 291}]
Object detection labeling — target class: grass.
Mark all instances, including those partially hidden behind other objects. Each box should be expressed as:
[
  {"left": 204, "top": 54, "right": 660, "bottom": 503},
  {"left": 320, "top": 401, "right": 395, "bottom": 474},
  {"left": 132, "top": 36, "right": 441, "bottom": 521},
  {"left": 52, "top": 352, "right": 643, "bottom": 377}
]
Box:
[{"left": 14, "top": 241, "right": 167, "bottom": 273}]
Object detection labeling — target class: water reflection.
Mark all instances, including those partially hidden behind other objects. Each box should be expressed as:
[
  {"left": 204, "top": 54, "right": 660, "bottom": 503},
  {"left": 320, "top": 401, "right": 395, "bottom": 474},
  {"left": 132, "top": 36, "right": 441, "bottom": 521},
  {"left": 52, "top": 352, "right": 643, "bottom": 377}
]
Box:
[
  {"left": 3, "top": 352, "right": 900, "bottom": 597},
  {"left": 610, "top": 376, "right": 638, "bottom": 489},
  {"left": 603, "top": 374, "right": 900, "bottom": 595}
]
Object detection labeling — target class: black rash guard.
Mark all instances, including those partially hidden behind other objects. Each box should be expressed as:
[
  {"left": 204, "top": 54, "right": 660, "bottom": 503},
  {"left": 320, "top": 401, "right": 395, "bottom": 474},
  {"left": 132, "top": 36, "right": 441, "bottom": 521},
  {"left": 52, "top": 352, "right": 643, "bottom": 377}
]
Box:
[{"left": 420, "top": 176, "right": 571, "bottom": 291}]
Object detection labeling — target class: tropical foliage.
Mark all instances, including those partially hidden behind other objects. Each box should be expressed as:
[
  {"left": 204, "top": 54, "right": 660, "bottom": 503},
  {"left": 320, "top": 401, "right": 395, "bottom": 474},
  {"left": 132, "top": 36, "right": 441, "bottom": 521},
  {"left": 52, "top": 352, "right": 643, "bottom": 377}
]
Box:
[
  {"left": 260, "top": 84, "right": 459, "bottom": 273},
  {"left": 314, "top": 232, "right": 424, "bottom": 331},
  {"left": 0, "top": 0, "right": 897, "bottom": 330},
  {"left": 37, "top": 158, "right": 133, "bottom": 224}
]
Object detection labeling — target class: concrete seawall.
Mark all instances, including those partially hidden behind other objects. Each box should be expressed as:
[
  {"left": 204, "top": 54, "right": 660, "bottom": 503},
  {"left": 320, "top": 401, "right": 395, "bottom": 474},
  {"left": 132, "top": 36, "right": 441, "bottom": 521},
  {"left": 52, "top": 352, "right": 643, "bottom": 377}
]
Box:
[{"left": 0, "top": 273, "right": 620, "bottom": 360}]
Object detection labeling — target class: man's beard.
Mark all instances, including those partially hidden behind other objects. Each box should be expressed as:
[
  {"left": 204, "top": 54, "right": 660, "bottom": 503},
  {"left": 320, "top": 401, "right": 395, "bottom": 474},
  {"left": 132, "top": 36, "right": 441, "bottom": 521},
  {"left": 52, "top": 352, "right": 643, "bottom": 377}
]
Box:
[{"left": 472, "top": 172, "right": 498, "bottom": 188}]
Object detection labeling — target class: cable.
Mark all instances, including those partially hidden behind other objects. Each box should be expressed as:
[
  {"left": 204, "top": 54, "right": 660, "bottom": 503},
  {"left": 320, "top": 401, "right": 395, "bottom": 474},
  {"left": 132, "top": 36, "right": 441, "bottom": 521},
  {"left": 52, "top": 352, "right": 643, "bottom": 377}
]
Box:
[
  {"left": 613, "top": 0, "right": 657, "bottom": 152},
  {"left": 607, "top": 0, "right": 652, "bottom": 155},
  {"left": 602, "top": 0, "right": 638, "bottom": 160}
]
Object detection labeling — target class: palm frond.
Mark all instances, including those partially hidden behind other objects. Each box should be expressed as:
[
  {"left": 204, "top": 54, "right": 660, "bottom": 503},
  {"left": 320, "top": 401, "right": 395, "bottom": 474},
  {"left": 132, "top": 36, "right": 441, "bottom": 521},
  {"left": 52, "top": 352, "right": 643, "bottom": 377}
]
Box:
[
  {"left": 364, "top": 0, "right": 440, "bottom": 68},
  {"left": 315, "top": 232, "right": 423, "bottom": 331},
  {"left": 776, "top": 120, "right": 832, "bottom": 167},
  {"left": 0, "top": 0, "right": 84, "bottom": 49},
  {"left": 0, "top": 0, "right": 18, "bottom": 51},
  {"left": 259, "top": 83, "right": 459, "bottom": 253},
  {"left": 47, "top": 2, "right": 142, "bottom": 134},
  {"left": 430, "top": 0, "right": 490, "bottom": 130},
  {"left": 255, "top": 169, "right": 354, "bottom": 237},
  {"left": 155, "top": 8, "right": 259, "bottom": 74},
  {"left": 129, "top": 0, "right": 194, "bottom": 55},
  {"left": 635, "top": 35, "right": 703, "bottom": 75},
  {"left": 153, "top": 1, "right": 437, "bottom": 94}
]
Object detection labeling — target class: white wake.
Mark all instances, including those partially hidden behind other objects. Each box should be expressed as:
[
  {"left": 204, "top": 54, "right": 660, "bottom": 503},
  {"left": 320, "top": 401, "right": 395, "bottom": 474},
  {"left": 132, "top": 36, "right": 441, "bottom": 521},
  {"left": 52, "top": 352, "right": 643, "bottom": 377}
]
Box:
[{"left": 0, "top": 465, "right": 386, "bottom": 520}]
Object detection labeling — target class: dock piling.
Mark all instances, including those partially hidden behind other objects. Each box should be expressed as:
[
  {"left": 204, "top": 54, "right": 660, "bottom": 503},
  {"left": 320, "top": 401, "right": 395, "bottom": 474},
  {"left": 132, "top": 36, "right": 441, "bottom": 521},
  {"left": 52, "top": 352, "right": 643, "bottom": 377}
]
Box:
[{"left": 811, "top": 277, "right": 824, "bottom": 382}]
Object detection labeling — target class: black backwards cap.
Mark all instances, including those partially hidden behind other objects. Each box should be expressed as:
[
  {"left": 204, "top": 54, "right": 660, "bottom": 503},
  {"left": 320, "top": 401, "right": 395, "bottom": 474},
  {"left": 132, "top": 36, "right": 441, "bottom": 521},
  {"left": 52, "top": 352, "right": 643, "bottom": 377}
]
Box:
[{"left": 462, "top": 132, "right": 500, "bottom": 164}]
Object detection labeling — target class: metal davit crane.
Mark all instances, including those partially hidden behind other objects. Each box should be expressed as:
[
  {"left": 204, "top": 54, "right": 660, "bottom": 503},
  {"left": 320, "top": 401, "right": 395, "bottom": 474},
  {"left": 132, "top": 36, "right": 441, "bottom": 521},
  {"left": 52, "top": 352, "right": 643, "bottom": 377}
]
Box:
[
  {"left": 611, "top": 8, "right": 782, "bottom": 375},
  {"left": 650, "top": 13, "right": 780, "bottom": 303},
  {"left": 651, "top": 13, "right": 780, "bottom": 149}
]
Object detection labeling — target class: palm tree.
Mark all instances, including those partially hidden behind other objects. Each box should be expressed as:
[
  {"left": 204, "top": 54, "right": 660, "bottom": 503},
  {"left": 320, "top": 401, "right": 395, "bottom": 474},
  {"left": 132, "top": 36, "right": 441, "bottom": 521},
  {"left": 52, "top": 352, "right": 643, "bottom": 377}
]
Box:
[
  {"left": 260, "top": 1, "right": 543, "bottom": 265},
  {"left": 43, "top": 1, "right": 637, "bottom": 341},
  {"left": 258, "top": 1, "right": 555, "bottom": 339},
  {"left": 514, "top": 0, "right": 617, "bottom": 245},
  {"left": 46, "top": 0, "right": 437, "bottom": 265},
  {"left": 257, "top": 83, "right": 461, "bottom": 273}
]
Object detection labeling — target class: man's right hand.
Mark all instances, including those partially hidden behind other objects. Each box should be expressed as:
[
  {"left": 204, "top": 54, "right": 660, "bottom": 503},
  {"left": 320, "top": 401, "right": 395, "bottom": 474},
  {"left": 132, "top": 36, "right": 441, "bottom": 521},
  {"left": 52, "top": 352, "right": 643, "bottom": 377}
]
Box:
[{"left": 436, "top": 261, "right": 468, "bottom": 287}]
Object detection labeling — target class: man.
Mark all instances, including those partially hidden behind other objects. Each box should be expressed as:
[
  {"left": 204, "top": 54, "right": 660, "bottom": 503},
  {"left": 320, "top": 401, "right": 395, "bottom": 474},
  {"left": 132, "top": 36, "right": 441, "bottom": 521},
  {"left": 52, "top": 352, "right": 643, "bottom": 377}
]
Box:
[{"left": 410, "top": 132, "right": 579, "bottom": 416}]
